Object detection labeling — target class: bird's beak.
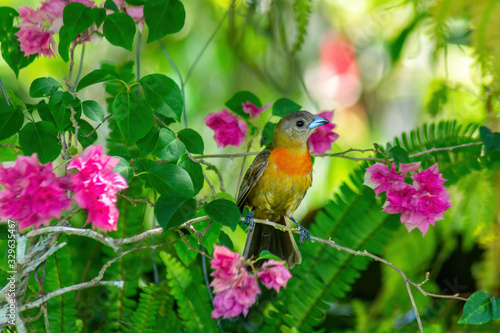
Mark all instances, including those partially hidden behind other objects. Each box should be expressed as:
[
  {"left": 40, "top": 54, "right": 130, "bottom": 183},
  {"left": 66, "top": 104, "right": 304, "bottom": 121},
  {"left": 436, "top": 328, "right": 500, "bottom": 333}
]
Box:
[{"left": 308, "top": 116, "right": 329, "bottom": 129}]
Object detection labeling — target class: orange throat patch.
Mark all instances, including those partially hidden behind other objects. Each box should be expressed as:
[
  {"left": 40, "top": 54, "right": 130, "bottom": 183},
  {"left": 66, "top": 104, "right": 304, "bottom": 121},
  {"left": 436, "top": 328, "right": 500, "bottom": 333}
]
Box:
[{"left": 268, "top": 148, "right": 313, "bottom": 175}]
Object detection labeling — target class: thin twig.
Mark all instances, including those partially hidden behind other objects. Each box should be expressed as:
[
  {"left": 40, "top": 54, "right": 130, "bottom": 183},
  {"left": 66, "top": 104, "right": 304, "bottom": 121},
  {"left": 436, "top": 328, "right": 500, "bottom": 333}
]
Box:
[
  {"left": 0, "top": 77, "right": 11, "bottom": 106},
  {"left": 186, "top": 150, "right": 226, "bottom": 193},
  {"left": 408, "top": 141, "right": 483, "bottom": 158},
  {"left": 91, "top": 243, "right": 173, "bottom": 283},
  {"left": 20, "top": 281, "right": 124, "bottom": 311},
  {"left": 119, "top": 193, "right": 154, "bottom": 207},
  {"left": 83, "top": 114, "right": 113, "bottom": 137},
  {"left": 0, "top": 143, "right": 21, "bottom": 150},
  {"left": 153, "top": 113, "right": 170, "bottom": 128},
  {"left": 26, "top": 227, "right": 123, "bottom": 253},
  {"left": 176, "top": 230, "right": 212, "bottom": 259}
]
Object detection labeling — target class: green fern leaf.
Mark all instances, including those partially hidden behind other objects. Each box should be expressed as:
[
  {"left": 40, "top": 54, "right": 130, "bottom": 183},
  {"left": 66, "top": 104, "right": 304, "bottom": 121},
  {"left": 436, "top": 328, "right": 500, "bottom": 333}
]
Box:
[
  {"left": 160, "top": 251, "right": 216, "bottom": 332},
  {"left": 292, "top": 0, "right": 312, "bottom": 54}
]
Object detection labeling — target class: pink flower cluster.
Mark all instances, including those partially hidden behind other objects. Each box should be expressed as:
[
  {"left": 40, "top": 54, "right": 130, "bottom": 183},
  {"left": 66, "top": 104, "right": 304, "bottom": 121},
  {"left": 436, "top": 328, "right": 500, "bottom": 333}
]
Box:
[
  {"left": 210, "top": 245, "right": 292, "bottom": 319},
  {"left": 0, "top": 145, "right": 128, "bottom": 232},
  {"left": 205, "top": 109, "right": 248, "bottom": 148},
  {"left": 308, "top": 111, "right": 339, "bottom": 154},
  {"left": 364, "top": 162, "right": 452, "bottom": 236},
  {"left": 0, "top": 155, "right": 71, "bottom": 230},
  {"left": 16, "top": 0, "right": 94, "bottom": 57},
  {"left": 68, "top": 145, "right": 128, "bottom": 232},
  {"left": 242, "top": 101, "right": 271, "bottom": 118}
]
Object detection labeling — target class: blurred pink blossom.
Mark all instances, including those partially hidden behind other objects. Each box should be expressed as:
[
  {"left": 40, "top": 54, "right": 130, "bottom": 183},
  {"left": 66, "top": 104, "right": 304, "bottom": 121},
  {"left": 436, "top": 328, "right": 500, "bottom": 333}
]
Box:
[
  {"left": 307, "top": 111, "right": 339, "bottom": 154},
  {"left": 364, "top": 162, "right": 452, "bottom": 236},
  {"left": 242, "top": 101, "right": 271, "bottom": 119},
  {"left": 205, "top": 109, "right": 247, "bottom": 148},
  {"left": 210, "top": 245, "right": 261, "bottom": 319},
  {"left": 68, "top": 145, "right": 128, "bottom": 232},
  {"left": 0, "top": 154, "right": 71, "bottom": 231},
  {"left": 16, "top": 0, "right": 95, "bottom": 57},
  {"left": 256, "top": 260, "right": 292, "bottom": 292},
  {"left": 212, "top": 269, "right": 261, "bottom": 319}
]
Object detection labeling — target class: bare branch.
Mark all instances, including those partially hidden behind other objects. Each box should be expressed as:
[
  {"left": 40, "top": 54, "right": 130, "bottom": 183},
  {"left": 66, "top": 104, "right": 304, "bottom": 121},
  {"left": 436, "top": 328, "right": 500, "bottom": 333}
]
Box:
[
  {"left": 119, "top": 193, "right": 155, "bottom": 207},
  {"left": 20, "top": 281, "right": 124, "bottom": 311}
]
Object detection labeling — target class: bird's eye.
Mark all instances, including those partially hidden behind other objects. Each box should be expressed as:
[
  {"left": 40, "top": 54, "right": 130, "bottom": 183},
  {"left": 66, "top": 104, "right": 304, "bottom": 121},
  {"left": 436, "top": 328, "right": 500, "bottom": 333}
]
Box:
[{"left": 296, "top": 121, "right": 304, "bottom": 127}]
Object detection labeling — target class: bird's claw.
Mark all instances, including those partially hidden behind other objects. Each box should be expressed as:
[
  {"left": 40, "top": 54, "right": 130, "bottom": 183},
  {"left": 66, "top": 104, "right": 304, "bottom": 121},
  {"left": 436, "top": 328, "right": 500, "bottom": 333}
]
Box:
[
  {"left": 290, "top": 217, "right": 310, "bottom": 244},
  {"left": 244, "top": 210, "right": 255, "bottom": 230},
  {"left": 299, "top": 228, "right": 311, "bottom": 244}
]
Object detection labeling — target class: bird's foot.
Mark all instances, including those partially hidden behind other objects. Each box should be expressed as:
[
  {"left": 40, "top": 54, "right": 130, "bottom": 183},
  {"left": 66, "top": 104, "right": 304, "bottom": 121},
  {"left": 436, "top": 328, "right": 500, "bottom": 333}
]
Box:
[
  {"left": 290, "top": 217, "right": 310, "bottom": 244},
  {"left": 244, "top": 210, "right": 255, "bottom": 230}
]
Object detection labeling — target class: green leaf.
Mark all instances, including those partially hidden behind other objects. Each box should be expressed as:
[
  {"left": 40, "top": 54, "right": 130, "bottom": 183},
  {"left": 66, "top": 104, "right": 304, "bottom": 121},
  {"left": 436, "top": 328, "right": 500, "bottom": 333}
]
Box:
[
  {"left": 113, "top": 156, "right": 133, "bottom": 183},
  {"left": 147, "top": 163, "right": 194, "bottom": 197},
  {"left": 205, "top": 199, "right": 240, "bottom": 231},
  {"left": 201, "top": 222, "right": 221, "bottom": 255},
  {"left": 63, "top": 3, "right": 94, "bottom": 41},
  {"left": 144, "top": 0, "right": 185, "bottom": 43},
  {"left": 29, "top": 77, "right": 62, "bottom": 98},
  {"left": 113, "top": 92, "right": 154, "bottom": 143},
  {"left": 493, "top": 297, "right": 500, "bottom": 320},
  {"left": 177, "top": 128, "right": 204, "bottom": 154},
  {"left": 136, "top": 127, "right": 159, "bottom": 156},
  {"left": 261, "top": 121, "right": 276, "bottom": 146},
  {"left": 103, "top": 12, "right": 136, "bottom": 51},
  {"left": 175, "top": 240, "right": 197, "bottom": 266},
  {"left": 258, "top": 250, "right": 283, "bottom": 261},
  {"left": 225, "top": 91, "right": 261, "bottom": 119},
  {"left": 93, "top": 7, "right": 107, "bottom": 27},
  {"left": 458, "top": 291, "right": 493, "bottom": 325},
  {"left": 104, "top": 0, "right": 119, "bottom": 12},
  {"left": 153, "top": 127, "right": 185, "bottom": 163},
  {"left": 218, "top": 231, "right": 234, "bottom": 250},
  {"left": 82, "top": 100, "right": 105, "bottom": 123},
  {"left": 0, "top": 99, "right": 24, "bottom": 140},
  {"left": 77, "top": 69, "right": 121, "bottom": 91},
  {"left": 155, "top": 192, "right": 196, "bottom": 229},
  {"left": 272, "top": 98, "right": 301, "bottom": 117},
  {"left": 0, "top": 27, "right": 36, "bottom": 77},
  {"left": 479, "top": 126, "right": 500, "bottom": 153},
  {"left": 388, "top": 146, "right": 410, "bottom": 165},
  {"left": 19, "top": 121, "right": 61, "bottom": 163},
  {"left": 0, "top": 7, "right": 17, "bottom": 39},
  {"left": 77, "top": 119, "right": 97, "bottom": 148},
  {"left": 49, "top": 91, "right": 75, "bottom": 132},
  {"left": 57, "top": 25, "right": 71, "bottom": 62},
  {"left": 177, "top": 154, "right": 204, "bottom": 195},
  {"left": 140, "top": 74, "right": 183, "bottom": 121}
]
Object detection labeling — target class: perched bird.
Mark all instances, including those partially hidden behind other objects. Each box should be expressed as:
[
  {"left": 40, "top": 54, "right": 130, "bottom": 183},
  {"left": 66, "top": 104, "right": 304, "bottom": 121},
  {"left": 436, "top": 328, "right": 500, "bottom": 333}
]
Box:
[{"left": 236, "top": 111, "right": 329, "bottom": 268}]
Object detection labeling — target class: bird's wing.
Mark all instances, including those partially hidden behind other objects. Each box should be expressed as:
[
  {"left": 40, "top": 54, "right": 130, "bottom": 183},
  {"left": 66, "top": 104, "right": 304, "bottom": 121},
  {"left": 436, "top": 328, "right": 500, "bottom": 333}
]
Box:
[{"left": 236, "top": 147, "right": 271, "bottom": 211}]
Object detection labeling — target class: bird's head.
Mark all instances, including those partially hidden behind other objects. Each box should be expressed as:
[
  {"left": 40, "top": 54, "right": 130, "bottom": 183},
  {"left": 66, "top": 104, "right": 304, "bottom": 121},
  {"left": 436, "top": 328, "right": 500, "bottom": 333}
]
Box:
[{"left": 272, "top": 110, "right": 329, "bottom": 148}]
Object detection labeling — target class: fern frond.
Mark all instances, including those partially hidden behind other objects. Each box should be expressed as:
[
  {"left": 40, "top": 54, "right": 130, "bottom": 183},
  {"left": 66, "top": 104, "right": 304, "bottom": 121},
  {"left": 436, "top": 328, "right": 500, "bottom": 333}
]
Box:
[
  {"left": 292, "top": 0, "right": 312, "bottom": 54},
  {"left": 160, "top": 252, "right": 216, "bottom": 332},
  {"left": 259, "top": 121, "right": 484, "bottom": 331}
]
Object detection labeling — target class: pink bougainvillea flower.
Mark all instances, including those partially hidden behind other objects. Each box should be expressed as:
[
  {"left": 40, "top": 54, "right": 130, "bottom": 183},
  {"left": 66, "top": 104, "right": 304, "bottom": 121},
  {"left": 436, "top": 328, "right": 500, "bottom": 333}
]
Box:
[
  {"left": 256, "top": 260, "right": 292, "bottom": 292},
  {"left": 16, "top": 0, "right": 95, "bottom": 57},
  {"left": 68, "top": 145, "right": 128, "bottom": 232},
  {"left": 365, "top": 162, "right": 452, "bottom": 236},
  {"left": 210, "top": 245, "right": 243, "bottom": 280},
  {"left": 211, "top": 267, "right": 261, "bottom": 319},
  {"left": 0, "top": 154, "right": 71, "bottom": 231},
  {"left": 307, "top": 111, "right": 339, "bottom": 154},
  {"left": 242, "top": 101, "right": 272, "bottom": 119},
  {"left": 205, "top": 109, "right": 247, "bottom": 148},
  {"left": 210, "top": 245, "right": 261, "bottom": 319}
]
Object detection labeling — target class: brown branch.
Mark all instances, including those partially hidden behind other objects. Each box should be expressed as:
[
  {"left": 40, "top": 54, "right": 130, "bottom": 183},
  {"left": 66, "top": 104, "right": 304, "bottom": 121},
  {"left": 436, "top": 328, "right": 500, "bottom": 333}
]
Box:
[
  {"left": 0, "top": 143, "right": 21, "bottom": 150},
  {"left": 185, "top": 150, "right": 226, "bottom": 193},
  {"left": 176, "top": 230, "right": 212, "bottom": 259},
  {"left": 119, "top": 193, "right": 154, "bottom": 207},
  {"left": 20, "top": 280, "right": 124, "bottom": 311}
]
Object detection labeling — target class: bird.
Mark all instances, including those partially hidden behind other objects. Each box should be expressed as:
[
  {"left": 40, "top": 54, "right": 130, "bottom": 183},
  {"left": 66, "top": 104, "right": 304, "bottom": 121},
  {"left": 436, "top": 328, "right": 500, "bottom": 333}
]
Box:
[{"left": 236, "top": 110, "right": 329, "bottom": 268}]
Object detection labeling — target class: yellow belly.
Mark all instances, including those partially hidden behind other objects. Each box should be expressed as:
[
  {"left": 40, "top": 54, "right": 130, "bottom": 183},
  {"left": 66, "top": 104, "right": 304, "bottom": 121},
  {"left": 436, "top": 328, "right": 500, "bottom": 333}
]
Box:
[{"left": 247, "top": 159, "right": 312, "bottom": 221}]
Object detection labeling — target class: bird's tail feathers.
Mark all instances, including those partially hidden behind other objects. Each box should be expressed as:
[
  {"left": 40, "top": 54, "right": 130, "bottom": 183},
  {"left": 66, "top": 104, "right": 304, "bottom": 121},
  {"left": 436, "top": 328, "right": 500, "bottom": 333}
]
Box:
[{"left": 243, "top": 216, "right": 301, "bottom": 269}]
